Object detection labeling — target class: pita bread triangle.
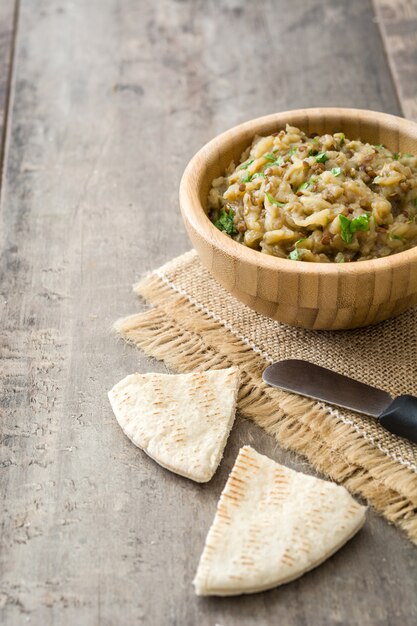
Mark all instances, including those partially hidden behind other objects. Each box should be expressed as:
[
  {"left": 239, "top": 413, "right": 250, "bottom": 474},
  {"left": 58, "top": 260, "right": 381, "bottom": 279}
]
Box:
[
  {"left": 194, "top": 446, "right": 366, "bottom": 595},
  {"left": 108, "top": 367, "right": 240, "bottom": 483}
]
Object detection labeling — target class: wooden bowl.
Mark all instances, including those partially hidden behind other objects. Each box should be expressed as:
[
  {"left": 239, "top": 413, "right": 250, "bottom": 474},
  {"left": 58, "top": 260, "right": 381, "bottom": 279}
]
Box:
[{"left": 179, "top": 108, "right": 417, "bottom": 330}]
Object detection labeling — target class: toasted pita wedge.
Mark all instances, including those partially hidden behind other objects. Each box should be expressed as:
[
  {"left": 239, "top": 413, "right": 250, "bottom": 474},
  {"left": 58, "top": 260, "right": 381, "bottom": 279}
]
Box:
[
  {"left": 108, "top": 367, "right": 240, "bottom": 483},
  {"left": 194, "top": 446, "right": 366, "bottom": 595}
]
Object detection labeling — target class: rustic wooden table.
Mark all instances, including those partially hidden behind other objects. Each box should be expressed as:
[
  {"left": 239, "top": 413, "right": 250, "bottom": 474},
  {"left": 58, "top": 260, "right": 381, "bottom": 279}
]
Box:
[{"left": 1, "top": 1, "right": 416, "bottom": 624}]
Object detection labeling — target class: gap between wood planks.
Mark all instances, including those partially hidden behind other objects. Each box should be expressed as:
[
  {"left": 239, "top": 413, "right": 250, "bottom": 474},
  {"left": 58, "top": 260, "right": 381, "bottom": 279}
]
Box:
[
  {"left": 373, "top": 0, "right": 417, "bottom": 122},
  {"left": 0, "top": 0, "right": 19, "bottom": 196}
]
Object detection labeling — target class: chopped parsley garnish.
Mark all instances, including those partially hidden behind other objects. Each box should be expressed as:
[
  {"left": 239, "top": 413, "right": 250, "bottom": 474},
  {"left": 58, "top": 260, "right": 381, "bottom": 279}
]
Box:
[
  {"left": 289, "top": 249, "right": 301, "bottom": 260},
  {"left": 288, "top": 238, "right": 307, "bottom": 260},
  {"left": 288, "top": 146, "right": 297, "bottom": 156},
  {"left": 214, "top": 209, "right": 237, "bottom": 235},
  {"left": 339, "top": 133, "right": 345, "bottom": 145},
  {"left": 243, "top": 171, "right": 265, "bottom": 182},
  {"left": 262, "top": 155, "right": 284, "bottom": 169},
  {"left": 351, "top": 214, "right": 371, "bottom": 232},
  {"left": 297, "top": 177, "right": 317, "bottom": 192},
  {"left": 239, "top": 159, "right": 254, "bottom": 170},
  {"left": 265, "top": 192, "right": 284, "bottom": 207},
  {"left": 393, "top": 153, "right": 400, "bottom": 160},
  {"left": 390, "top": 233, "right": 403, "bottom": 241},
  {"left": 339, "top": 213, "right": 370, "bottom": 244},
  {"left": 315, "top": 152, "right": 329, "bottom": 163},
  {"left": 308, "top": 149, "right": 319, "bottom": 156},
  {"left": 331, "top": 167, "right": 342, "bottom": 177},
  {"left": 405, "top": 153, "right": 413, "bottom": 158},
  {"left": 339, "top": 216, "right": 352, "bottom": 243},
  {"left": 374, "top": 144, "right": 385, "bottom": 149}
]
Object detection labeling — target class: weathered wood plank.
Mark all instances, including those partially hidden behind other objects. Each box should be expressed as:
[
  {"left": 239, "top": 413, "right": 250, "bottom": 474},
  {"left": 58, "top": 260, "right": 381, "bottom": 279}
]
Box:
[
  {"left": 0, "top": 1, "right": 17, "bottom": 184},
  {"left": 374, "top": 0, "right": 417, "bottom": 121},
  {"left": 0, "top": 0, "right": 415, "bottom": 625}
]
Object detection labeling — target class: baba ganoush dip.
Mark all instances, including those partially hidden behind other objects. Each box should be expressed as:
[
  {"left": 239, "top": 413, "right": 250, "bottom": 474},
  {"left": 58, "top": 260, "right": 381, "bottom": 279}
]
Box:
[{"left": 208, "top": 125, "right": 417, "bottom": 262}]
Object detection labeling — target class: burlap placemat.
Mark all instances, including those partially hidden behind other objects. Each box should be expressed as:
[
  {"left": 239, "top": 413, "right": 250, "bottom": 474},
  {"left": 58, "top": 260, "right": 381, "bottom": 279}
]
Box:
[{"left": 115, "top": 250, "right": 417, "bottom": 545}]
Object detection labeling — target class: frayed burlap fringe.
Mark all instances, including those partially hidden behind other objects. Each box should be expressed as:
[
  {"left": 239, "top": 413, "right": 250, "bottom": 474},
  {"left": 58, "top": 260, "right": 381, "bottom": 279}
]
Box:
[{"left": 114, "top": 273, "right": 417, "bottom": 545}]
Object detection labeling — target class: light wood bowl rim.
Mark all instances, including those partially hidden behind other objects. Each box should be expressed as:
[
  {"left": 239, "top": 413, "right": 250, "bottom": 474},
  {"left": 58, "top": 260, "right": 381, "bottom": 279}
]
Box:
[{"left": 180, "top": 107, "right": 417, "bottom": 278}]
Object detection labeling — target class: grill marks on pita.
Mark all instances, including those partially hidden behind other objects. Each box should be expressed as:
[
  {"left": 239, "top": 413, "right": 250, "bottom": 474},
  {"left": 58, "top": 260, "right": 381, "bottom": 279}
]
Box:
[
  {"left": 108, "top": 369, "right": 366, "bottom": 594},
  {"left": 108, "top": 367, "right": 240, "bottom": 483},
  {"left": 193, "top": 446, "right": 366, "bottom": 596}
]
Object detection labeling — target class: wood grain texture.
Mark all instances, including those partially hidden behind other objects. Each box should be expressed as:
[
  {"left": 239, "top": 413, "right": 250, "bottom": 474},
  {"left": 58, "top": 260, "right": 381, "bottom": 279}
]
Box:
[
  {"left": 0, "top": 0, "right": 416, "bottom": 624},
  {"left": 374, "top": 0, "right": 417, "bottom": 122},
  {"left": 180, "top": 108, "right": 417, "bottom": 329}
]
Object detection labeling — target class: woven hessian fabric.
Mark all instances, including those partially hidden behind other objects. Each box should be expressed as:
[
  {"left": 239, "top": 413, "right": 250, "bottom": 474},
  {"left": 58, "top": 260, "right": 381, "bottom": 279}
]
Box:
[{"left": 115, "top": 250, "right": 417, "bottom": 544}]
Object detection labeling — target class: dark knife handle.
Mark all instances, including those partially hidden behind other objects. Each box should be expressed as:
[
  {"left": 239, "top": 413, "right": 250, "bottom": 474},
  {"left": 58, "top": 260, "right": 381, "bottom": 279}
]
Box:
[{"left": 378, "top": 395, "right": 417, "bottom": 443}]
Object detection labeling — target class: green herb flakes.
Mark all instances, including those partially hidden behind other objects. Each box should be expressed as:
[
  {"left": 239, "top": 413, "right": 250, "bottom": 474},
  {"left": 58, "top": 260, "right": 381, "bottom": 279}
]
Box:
[
  {"left": 315, "top": 152, "right": 329, "bottom": 163},
  {"left": 265, "top": 192, "right": 284, "bottom": 207},
  {"left": 351, "top": 214, "right": 370, "bottom": 232},
  {"left": 331, "top": 167, "right": 342, "bottom": 177},
  {"left": 393, "top": 153, "right": 400, "bottom": 161},
  {"left": 288, "top": 238, "right": 307, "bottom": 260},
  {"left": 288, "top": 237, "right": 308, "bottom": 261},
  {"left": 289, "top": 249, "right": 302, "bottom": 260},
  {"left": 339, "top": 213, "right": 370, "bottom": 244},
  {"left": 339, "top": 215, "right": 352, "bottom": 243},
  {"left": 263, "top": 154, "right": 284, "bottom": 168},
  {"left": 308, "top": 149, "right": 319, "bottom": 156},
  {"left": 239, "top": 159, "right": 254, "bottom": 170},
  {"left": 214, "top": 209, "right": 237, "bottom": 236},
  {"left": 289, "top": 146, "right": 297, "bottom": 156},
  {"left": 242, "top": 171, "right": 264, "bottom": 183},
  {"left": 297, "top": 177, "right": 317, "bottom": 192}
]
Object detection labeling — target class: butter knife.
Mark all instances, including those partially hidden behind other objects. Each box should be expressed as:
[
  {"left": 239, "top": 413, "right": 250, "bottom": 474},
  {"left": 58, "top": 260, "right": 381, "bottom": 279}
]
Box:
[{"left": 263, "top": 359, "right": 417, "bottom": 444}]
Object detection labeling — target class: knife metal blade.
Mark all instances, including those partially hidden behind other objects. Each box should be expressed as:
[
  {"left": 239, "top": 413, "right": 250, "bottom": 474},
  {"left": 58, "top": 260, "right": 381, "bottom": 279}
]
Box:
[{"left": 262, "top": 359, "right": 392, "bottom": 418}]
